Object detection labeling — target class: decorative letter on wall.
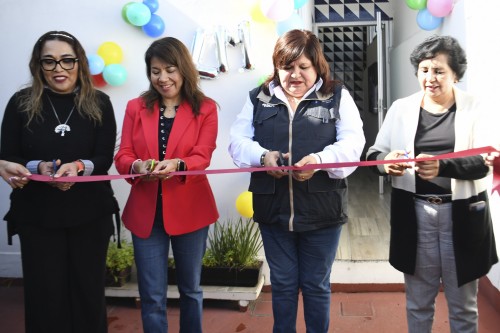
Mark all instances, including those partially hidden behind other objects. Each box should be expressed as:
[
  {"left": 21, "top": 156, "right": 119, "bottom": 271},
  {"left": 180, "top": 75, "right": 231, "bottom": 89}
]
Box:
[{"left": 191, "top": 21, "right": 255, "bottom": 79}]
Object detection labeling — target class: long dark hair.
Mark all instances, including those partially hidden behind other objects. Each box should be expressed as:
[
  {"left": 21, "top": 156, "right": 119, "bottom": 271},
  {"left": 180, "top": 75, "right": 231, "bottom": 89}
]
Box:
[
  {"left": 19, "top": 30, "right": 102, "bottom": 125},
  {"left": 262, "top": 29, "right": 337, "bottom": 95},
  {"left": 141, "top": 37, "right": 210, "bottom": 115}
]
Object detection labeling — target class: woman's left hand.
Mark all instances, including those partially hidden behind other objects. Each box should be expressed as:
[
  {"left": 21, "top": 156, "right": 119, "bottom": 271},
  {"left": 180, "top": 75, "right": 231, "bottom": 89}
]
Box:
[
  {"left": 151, "top": 159, "right": 178, "bottom": 180},
  {"left": 415, "top": 154, "right": 439, "bottom": 180},
  {"left": 485, "top": 150, "right": 499, "bottom": 167},
  {"left": 292, "top": 155, "right": 316, "bottom": 182},
  {"left": 53, "top": 161, "right": 78, "bottom": 191}
]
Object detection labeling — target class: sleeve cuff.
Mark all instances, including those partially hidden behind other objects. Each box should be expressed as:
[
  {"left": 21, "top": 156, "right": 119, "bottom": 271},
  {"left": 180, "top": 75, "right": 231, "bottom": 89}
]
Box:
[
  {"left": 26, "top": 160, "right": 42, "bottom": 174},
  {"left": 80, "top": 160, "right": 94, "bottom": 176}
]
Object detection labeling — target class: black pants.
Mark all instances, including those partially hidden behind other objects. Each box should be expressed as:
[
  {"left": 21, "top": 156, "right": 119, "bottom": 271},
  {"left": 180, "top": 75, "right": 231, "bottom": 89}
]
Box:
[{"left": 18, "top": 216, "right": 114, "bottom": 333}]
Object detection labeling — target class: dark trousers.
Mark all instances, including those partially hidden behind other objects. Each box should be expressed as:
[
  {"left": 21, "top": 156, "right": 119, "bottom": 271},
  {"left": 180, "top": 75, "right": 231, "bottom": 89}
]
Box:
[{"left": 17, "top": 216, "right": 114, "bottom": 333}]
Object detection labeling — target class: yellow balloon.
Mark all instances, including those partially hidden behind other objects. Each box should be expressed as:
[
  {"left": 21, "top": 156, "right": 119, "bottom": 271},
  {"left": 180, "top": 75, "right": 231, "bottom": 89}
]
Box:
[
  {"left": 236, "top": 191, "right": 254, "bottom": 218},
  {"left": 97, "top": 42, "right": 123, "bottom": 65},
  {"left": 250, "top": 2, "right": 272, "bottom": 23}
]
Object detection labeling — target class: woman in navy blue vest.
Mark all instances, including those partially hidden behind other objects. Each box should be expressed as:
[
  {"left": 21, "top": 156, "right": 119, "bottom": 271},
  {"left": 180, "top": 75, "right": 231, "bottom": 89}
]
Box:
[{"left": 229, "top": 29, "right": 365, "bottom": 333}]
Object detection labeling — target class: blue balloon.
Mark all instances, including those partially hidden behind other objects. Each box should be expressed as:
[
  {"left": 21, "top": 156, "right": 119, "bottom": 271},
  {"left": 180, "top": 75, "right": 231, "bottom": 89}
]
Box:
[
  {"left": 276, "top": 12, "right": 304, "bottom": 36},
  {"left": 416, "top": 8, "right": 443, "bottom": 31},
  {"left": 102, "top": 64, "right": 127, "bottom": 86},
  {"left": 143, "top": 0, "right": 159, "bottom": 14},
  {"left": 294, "top": 0, "right": 308, "bottom": 9},
  {"left": 87, "top": 54, "right": 105, "bottom": 75},
  {"left": 142, "top": 14, "right": 165, "bottom": 38}
]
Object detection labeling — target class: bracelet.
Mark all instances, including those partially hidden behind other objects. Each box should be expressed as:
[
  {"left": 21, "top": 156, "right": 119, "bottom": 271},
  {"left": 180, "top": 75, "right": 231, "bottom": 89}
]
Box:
[
  {"left": 260, "top": 150, "right": 268, "bottom": 166},
  {"left": 73, "top": 160, "right": 85, "bottom": 176},
  {"left": 131, "top": 159, "right": 142, "bottom": 174}
]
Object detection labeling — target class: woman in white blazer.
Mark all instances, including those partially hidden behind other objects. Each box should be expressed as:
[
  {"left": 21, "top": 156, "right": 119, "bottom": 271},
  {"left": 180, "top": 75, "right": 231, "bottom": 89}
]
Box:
[{"left": 367, "top": 35, "right": 497, "bottom": 333}]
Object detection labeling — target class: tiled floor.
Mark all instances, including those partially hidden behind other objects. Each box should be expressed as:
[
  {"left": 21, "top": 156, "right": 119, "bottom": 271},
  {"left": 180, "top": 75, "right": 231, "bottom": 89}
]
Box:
[{"left": 1, "top": 283, "right": 499, "bottom": 333}]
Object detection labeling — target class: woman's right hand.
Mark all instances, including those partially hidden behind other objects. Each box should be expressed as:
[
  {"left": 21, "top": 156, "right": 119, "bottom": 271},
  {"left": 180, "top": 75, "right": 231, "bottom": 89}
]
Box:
[
  {"left": 263, "top": 151, "right": 289, "bottom": 179},
  {"left": 0, "top": 160, "right": 31, "bottom": 189},
  {"left": 132, "top": 159, "right": 159, "bottom": 181},
  {"left": 39, "top": 160, "right": 76, "bottom": 191},
  {"left": 383, "top": 150, "right": 412, "bottom": 176}
]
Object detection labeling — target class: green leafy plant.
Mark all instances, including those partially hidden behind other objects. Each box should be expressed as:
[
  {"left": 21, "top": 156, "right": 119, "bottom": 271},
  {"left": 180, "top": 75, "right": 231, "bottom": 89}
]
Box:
[
  {"left": 106, "top": 240, "right": 134, "bottom": 283},
  {"left": 202, "top": 217, "right": 263, "bottom": 270}
]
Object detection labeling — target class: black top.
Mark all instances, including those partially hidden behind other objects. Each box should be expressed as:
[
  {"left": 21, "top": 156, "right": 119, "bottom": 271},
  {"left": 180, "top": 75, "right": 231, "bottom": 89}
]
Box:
[
  {"left": 414, "top": 105, "right": 456, "bottom": 194},
  {"left": 154, "top": 106, "right": 175, "bottom": 226},
  {"left": 1, "top": 88, "right": 119, "bottom": 229}
]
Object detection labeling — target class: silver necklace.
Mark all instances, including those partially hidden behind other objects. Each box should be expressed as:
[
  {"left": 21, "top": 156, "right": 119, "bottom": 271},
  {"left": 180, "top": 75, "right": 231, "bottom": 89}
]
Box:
[{"left": 47, "top": 96, "right": 75, "bottom": 136}]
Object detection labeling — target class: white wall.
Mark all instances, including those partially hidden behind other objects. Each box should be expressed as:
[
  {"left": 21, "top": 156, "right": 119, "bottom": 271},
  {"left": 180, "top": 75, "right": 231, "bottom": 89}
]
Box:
[
  {"left": 390, "top": 0, "right": 500, "bottom": 291},
  {"left": 1, "top": 0, "right": 498, "bottom": 291},
  {"left": 462, "top": 0, "right": 500, "bottom": 292},
  {"left": 0, "top": 0, "right": 282, "bottom": 278}
]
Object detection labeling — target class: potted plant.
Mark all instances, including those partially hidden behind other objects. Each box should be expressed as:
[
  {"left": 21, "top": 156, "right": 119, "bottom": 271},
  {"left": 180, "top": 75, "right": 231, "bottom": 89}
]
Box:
[
  {"left": 105, "top": 239, "right": 134, "bottom": 287},
  {"left": 168, "top": 217, "right": 263, "bottom": 287}
]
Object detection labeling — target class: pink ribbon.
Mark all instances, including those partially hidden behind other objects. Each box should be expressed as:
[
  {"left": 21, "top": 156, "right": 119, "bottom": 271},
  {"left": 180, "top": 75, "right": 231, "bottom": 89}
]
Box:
[{"left": 28, "top": 146, "right": 499, "bottom": 193}]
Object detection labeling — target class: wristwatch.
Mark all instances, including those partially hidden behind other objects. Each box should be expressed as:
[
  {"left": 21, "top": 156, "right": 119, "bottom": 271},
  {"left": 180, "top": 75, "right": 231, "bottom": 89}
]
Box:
[
  {"left": 177, "top": 159, "right": 186, "bottom": 171},
  {"left": 260, "top": 151, "right": 268, "bottom": 166}
]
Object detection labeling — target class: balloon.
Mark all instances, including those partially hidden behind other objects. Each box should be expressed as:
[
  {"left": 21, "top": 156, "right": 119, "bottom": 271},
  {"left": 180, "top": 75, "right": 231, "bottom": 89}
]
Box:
[
  {"left": 250, "top": 2, "right": 272, "bottom": 23},
  {"left": 294, "top": 0, "right": 308, "bottom": 9},
  {"left": 239, "top": 21, "right": 255, "bottom": 70},
  {"left": 87, "top": 54, "right": 105, "bottom": 75},
  {"left": 215, "top": 26, "right": 229, "bottom": 73},
  {"left": 276, "top": 12, "right": 304, "bottom": 36},
  {"left": 143, "top": 0, "right": 159, "bottom": 14},
  {"left": 260, "top": 0, "right": 294, "bottom": 22},
  {"left": 102, "top": 64, "right": 128, "bottom": 86},
  {"left": 97, "top": 42, "right": 123, "bottom": 65},
  {"left": 142, "top": 14, "right": 165, "bottom": 37},
  {"left": 191, "top": 29, "right": 219, "bottom": 79},
  {"left": 197, "top": 66, "right": 219, "bottom": 80},
  {"left": 126, "top": 2, "right": 152, "bottom": 27},
  {"left": 92, "top": 73, "right": 107, "bottom": 88},
  {"left": 121, "top": 2, "right": 135, "bottom": 24},
  {"left": 427, "top": 0, "right": 453, "bottom": 17},
  {"left": 405, "top": 0, "right": 427, "bottom": 10},
  {"left": 236, "top": 191, "right": 253, "bottom": 218},
  {"left": 191, "top": 28, "right": 205, "bottom": 66},
  {"left": 257, "top": 74, "right": 268, "bottom": 86},
  {"left": 416, "top": 9, "right": 443, "bottom": 30}
]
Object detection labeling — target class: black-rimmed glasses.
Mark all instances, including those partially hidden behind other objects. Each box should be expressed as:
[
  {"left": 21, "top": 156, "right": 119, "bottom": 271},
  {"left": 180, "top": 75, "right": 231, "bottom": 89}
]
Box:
[{"left": 40, "top": 58, "right": 79, "bottom": 71}]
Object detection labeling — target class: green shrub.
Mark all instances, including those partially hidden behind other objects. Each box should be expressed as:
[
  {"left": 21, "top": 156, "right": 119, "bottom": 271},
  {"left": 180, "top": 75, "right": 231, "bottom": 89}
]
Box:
[
  {"left": 202, "top": 217, "right": 263, "bottom": 270},
  {"left": 106, "top": 240, "right": 134, "bottom": 282}
]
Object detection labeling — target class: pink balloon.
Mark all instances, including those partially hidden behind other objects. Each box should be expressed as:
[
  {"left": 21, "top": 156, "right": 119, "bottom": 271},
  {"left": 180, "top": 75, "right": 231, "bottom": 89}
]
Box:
[
  {"left": 427, "top": 0, "right": 453, "bottom": 18},
  {"left": 260, "top": 0, "right": 294, "bottom": 22}
]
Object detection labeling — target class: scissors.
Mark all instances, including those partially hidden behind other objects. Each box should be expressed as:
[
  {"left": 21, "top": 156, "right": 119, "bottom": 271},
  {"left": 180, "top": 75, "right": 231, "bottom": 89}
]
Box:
[
  {"left": 147, "top": 159, "right": 156, "bottom": 173},
  {"left": 51, "top": 159, "right": 58, "bottom": 179}
]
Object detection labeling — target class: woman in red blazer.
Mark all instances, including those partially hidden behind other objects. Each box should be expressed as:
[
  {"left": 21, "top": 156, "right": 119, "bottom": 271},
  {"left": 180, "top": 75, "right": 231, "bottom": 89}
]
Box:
[{"left": 114, "top": 37, "right": 219, "bottom": 333}]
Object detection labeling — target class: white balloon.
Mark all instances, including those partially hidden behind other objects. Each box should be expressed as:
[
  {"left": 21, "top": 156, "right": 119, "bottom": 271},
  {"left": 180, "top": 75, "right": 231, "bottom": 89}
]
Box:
[
  {"left": 191, "top": 28, "right": 206, "bottom": 66},
  {"left": 215, "top": 26, "right": 229, "bottom": 73},
  {"left": 238, "top": 21, "right": 254, "bottom": 71},
  {"left": 260, "top": 0, "right": 294, "bottom": 22}
]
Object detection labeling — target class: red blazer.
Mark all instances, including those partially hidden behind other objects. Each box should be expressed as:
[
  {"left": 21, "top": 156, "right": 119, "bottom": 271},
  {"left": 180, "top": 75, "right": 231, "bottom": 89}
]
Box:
[{"left": 114, "top": 97, "right": 219, "bottom": 238}]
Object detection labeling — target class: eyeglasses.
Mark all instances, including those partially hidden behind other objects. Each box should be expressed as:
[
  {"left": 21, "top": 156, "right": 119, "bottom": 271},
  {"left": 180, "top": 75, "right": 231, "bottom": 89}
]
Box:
[{"left": 40, "top": 58, "right": 79, "bottom": 71}]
